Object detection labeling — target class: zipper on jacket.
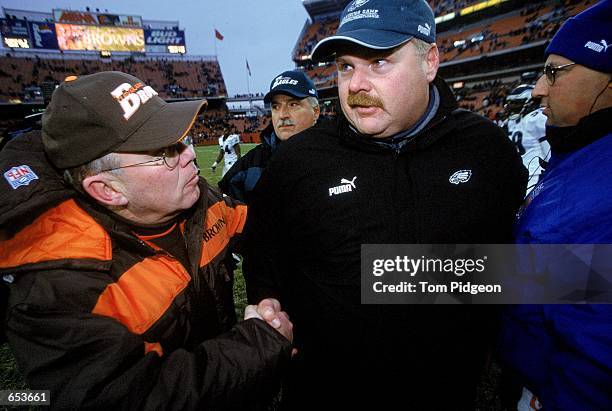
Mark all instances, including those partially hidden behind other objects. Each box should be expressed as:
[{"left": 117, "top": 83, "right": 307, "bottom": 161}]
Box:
[{"left": 391, "top": 152, "right": 402, "bottom": 242}]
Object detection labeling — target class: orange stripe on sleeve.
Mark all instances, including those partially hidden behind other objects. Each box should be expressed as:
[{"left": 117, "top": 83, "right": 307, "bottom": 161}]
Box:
[
  {"left": 227, "top": 203, "right": 247, "bottom": 236},
  {"left": 199, "top": 201, "right": 246, "bottom": 267},
  {"left": 92, "top": 255, "right": 191, "bottom": 335},
  {"left": 0, "top": 199, "right": 112, "bottom": 269}
]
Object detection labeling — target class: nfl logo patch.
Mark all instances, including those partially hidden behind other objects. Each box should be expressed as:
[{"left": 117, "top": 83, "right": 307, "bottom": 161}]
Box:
[{"left": 4, "top": 165, "right": 39, "bottom": 189}]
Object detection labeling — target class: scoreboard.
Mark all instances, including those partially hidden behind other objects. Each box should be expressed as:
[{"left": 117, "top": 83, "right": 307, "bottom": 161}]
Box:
[{"left": 1, "top": 9, "right": 186, "bottom": 54}]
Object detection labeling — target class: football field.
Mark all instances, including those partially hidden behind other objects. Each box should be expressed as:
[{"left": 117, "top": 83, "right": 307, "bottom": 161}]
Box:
[{"left": 195, "top": 143, "right": 257, "bottom": 187}]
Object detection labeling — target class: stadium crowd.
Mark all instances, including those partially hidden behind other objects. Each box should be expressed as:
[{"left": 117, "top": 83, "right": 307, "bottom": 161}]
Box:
[
  {"left": 0, "top": 54, "right": 226, "bottom": 102},
  {"left": 294, "top": 0, "right": 594, "bottom": 89}
]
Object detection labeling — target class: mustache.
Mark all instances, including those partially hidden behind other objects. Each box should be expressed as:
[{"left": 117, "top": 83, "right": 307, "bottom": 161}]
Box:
[
  {"left": 277, "top": 119, "right": 295, "bottom": 127},
  {"left": 347, "top": 92, "right": 384, "bottom": 109}
]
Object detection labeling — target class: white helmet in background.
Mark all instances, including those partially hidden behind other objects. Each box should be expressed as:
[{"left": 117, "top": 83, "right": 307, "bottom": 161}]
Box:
[{"left": 504, "top": 84, "right": 539, "bottom": 119}]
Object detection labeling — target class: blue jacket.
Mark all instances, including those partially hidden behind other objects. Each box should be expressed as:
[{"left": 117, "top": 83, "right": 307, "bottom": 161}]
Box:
[{"left": 500, "top": 108, "right": 612, "bottom": 410}]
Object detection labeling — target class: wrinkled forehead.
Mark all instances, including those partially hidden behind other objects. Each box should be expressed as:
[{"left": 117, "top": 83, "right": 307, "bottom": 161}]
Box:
[
  {"left": 271, "top": 93, "right": 308, "bottom": 104},
  {"left": 334, "top": 41, "right": 409, "bottom": 62}
]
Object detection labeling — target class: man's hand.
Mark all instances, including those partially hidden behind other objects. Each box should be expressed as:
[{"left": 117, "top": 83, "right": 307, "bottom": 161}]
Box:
[{"left": 244, "top": 298, "right": 294, "bottom": 344}]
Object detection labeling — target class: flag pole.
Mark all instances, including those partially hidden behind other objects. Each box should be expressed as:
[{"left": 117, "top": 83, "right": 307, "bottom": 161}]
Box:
[
  {"left": 214, "top": 32, "right": 217, "bottom": 57},
  {"left": 246, "top": 68, "right": 250, "bottom": 95},
  {"left": 246, "top": 59, "right": 251, "bottom": 95}
]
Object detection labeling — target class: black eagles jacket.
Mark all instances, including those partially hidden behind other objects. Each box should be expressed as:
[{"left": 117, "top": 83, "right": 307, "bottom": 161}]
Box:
[{"left": 243, "top": 77, "right": 527, "bottom": 409}]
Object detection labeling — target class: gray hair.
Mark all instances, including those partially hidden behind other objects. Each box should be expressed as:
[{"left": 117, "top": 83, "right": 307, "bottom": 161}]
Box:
[
  {"left": 306, "top": 96, "right": 320, "bottom": 110},
  {"left": 63, "top": 153, "right": 122, "bottom": 195},
  {"left": 412, "top": 38, "right": 434, "bottom": 58}
]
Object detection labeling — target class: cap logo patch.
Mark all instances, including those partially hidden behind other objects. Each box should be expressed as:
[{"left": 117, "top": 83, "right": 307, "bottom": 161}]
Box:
[
  {"left": 272, "top": 76, "right": 299, "bottom": 89},
  {"left": 340, "top": 8, "right": 379, "bottom": 27},
  {"left": 110, "top": 82, "right": 159, "bottom": 120},
  {"left": 4, "top": 165, "right": 39, "bottom": 189},
  {"left": 584, "top": 39, "right": 609, "bottom": 53},
  {"left": 418, "top": 23, "right": 431, "bottom": 36},
  {"left": 347, "top": 0, "right": 370, "bottom": 12}
]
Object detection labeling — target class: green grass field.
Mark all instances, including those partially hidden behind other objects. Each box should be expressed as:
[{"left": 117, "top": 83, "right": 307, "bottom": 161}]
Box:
[
  {"left": 195, "top": 143, "right": 258, "bottom": 188},
  {"left": 0, "top": 144, "right": 259, "bottom": 392}
]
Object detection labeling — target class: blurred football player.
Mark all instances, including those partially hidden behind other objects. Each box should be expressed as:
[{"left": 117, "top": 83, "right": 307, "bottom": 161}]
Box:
[
  {"left": 212, "top": 127, "right": 241, "bottom": 177},
  {"left": 505, "top": 84, "right": 551, "bottom": 194}
]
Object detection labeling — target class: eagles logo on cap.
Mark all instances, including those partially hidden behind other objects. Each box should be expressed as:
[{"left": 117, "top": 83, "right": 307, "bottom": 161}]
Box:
[
  {"left": 264, "top": 70, "right": 318, "bottom": 104},
  {"left": 347, "top": 0, "right": 371, "bottom": 12}
]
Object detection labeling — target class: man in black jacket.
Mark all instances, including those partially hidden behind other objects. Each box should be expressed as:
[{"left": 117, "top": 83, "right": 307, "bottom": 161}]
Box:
[
  {"left": 243, "top": 0, "right": 527, "bottom": 409},
  {"left": 219, "top": 70, "right": 320, "bottom": 203},
  {"left": 0, "top": 71, "right": 293, "bottom": 410}
]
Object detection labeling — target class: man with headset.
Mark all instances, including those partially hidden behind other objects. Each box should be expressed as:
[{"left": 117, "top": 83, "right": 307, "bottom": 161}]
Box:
[{"left": 500, "top": 1, "right": 612, "bottom": 409}]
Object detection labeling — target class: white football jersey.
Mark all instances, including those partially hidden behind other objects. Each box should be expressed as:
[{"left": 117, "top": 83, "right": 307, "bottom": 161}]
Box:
[
  {"left": 219, "top": 133, "right": 240, "bottom": 164},
  {"left": 507, "top": 108, "right": 550, "bottom": 195}
]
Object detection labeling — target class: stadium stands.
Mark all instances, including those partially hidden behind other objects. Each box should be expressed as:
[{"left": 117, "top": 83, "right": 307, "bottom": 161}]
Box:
[
  {"left": 0, "top": 53, "right": 226, "bottom": 103},
  {"left": 0, "top": 0, "right": 599, "bottom": 145},
  {"left": 293, "top": 0, "right": 492, "bottom": 59},
  {"left": 0, "top": 5, "right": 274, "bottom": 144},
  {"left": 437, "top": 0, "right": 593, "bottom": 63},
  {"left": 293, "top": 0, "right": 596, "bottom": 120}
]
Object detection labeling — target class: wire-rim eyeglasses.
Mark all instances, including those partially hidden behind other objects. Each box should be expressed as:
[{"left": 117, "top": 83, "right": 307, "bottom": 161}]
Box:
[
  {"left": 98, "top": 135, "right": 193, "bottom": 173},
  {"left": 542, "top": 62, "right": 577, "bottom": 86}
]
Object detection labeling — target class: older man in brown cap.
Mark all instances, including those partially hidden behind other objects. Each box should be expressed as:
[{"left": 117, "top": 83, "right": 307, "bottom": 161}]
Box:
[{"left": 0, "top": 71, "right": 292, "bottom": 410}]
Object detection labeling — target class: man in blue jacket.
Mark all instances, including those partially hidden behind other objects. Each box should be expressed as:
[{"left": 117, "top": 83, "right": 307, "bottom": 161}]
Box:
[{"left": 500, "top": 1, "right": 612, "bottom": 409}]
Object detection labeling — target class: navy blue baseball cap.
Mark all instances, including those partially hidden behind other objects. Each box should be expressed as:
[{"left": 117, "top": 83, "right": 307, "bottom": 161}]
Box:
[
  {"left": 263, "top": 70, "right": 318, "bottom": 104},
  {"left": 311, "top": 0, "right": 436, "bottom": 62}
]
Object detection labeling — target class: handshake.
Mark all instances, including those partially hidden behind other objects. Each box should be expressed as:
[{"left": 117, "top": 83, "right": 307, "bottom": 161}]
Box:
[{"left": 245, "top": 298, "right": 295, "bottom": 354}]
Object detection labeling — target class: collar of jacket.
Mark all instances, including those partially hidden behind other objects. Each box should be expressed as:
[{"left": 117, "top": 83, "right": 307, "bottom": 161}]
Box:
[
  {"left": 336, "top": 76, "right": 459, "bottom": 153},
  {"left": 546, "top": 107, "right": 612, "bottom": 153},
  {"left": 261, "top": 123, "right": 279, "bottom": 151},
  {"left": 370, "top": 84, "right": 440, "bottom": 151},
  {"left": 75, "top": 178, "right": 207, "bottom": 264},
  {"left": 75, "top": 178, "right": 207, "bottom": 285}
]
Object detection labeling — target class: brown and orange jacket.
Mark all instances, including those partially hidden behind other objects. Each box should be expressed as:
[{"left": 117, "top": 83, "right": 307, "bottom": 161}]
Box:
[{"left": 0, "top": 131, "right": 291, "bottom": 410}]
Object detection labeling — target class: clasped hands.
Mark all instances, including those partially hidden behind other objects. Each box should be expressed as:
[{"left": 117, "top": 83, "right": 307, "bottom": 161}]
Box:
[{"left": 245, "top": 298, "right": 296, "bottom": 355}]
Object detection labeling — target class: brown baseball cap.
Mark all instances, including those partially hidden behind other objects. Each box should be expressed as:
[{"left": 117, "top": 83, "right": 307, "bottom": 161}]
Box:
[{"left": 42, "top": 71, "right": 207, "bottom": 168}]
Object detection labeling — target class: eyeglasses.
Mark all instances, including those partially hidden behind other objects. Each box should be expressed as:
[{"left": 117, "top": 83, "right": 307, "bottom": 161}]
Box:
[
  {"left": 99, "top": 136, "right": 193, "bottom": 173},
  {"left": 542, "top": 62, "right": 577, "bottom": 86}
]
